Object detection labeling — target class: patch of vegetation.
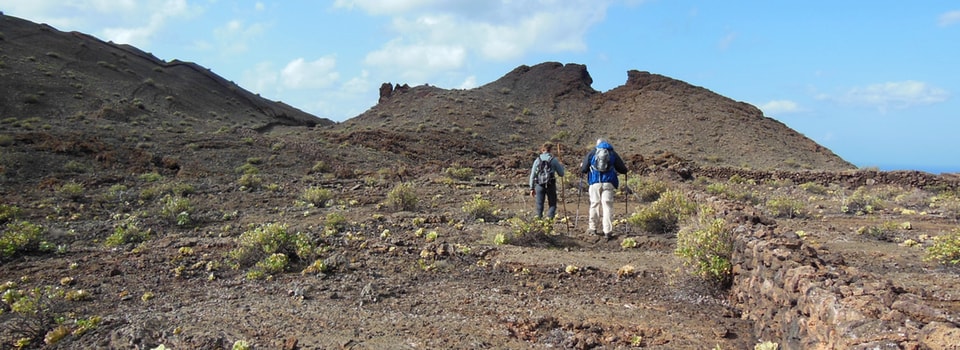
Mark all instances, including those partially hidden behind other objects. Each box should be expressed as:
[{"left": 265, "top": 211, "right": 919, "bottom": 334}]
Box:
[
  {"left": 765, "top": 196, "right": 807, "bottom": 218},
  {"left": 627, "top": 177, "right": 669, "bottom": 202},
  {"left": 227, "top": 223, "right": 315, "bottom": 280},
  {"left": 105, "top": 214, "right": 151, "bottom": 247},
  {"left": 461, "top": 194, "right": 497, "bottom": 221},
  {"left": 386, "top": 182, "right": 418, "bottom": 211},
  {"left": 159, "top": 194, "right": 192, "bottom": 226},
  {"left": 301, "top": 186, "right": 333, "bottom": 207},
  {"left": 799, "top": 181, "right": 829, "bottom": 195},
  {"left": 925, "top": 228, "right": 960, "bottom": 265},
  {"left": 627, "top": 190, "right": 697, "bottom": 234},
  {"left": 139, "top": 172, "right": 163, "bottom": 182},
  {"left": 238, "top": 173, "right": 263, "bottom": 190},
  {"left": 58, "top": 182, "right": 84, "bottom": 201},
  {"left": 443, "top": 164, "right": 474, "bottom": 181},
  {"left": 503, "top": 217, "right": 555, "bottom": 246},
  {"left": 0, "top": 285, "right": 101, "bottom": 348},
  {"left": 675, "top": 214, "right": 733, "bottom": 286},
  {"left": 841, "top": 186, "right": 883, "bottom": 215},
  {"left": 0, "top": 204, "right": 22, "bottom": 224},
  {"left": 1, "top": 221, "right": 47, "bottom": 258}
]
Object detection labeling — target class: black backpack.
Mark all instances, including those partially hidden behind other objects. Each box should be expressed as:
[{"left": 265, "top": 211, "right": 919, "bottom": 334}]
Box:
[{"left": 535, "top": 156, "right": 555, "bottom": 186}]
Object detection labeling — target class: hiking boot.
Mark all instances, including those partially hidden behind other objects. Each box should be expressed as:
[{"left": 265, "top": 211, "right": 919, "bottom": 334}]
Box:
[
  {"left": 587, "top": 229, "right": 597, "bottom": 236},
  {"left": 604, "top": 232, "right": 612, "bottom": 240}
]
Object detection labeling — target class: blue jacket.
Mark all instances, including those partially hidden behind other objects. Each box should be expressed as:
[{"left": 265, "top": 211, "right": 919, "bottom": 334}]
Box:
[{"left": 579, "top": 141, "right": 628, "bottom": 187}]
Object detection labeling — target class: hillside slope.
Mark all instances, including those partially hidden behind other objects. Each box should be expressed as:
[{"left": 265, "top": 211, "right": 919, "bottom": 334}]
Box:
[{"left": 345, "top": 62, "right": 854, "bottom": 171}]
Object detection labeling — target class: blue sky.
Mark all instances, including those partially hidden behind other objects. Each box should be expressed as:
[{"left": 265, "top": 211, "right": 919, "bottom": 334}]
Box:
[{"left": 3, "top": 1, "right": 958, "bottom": 173}]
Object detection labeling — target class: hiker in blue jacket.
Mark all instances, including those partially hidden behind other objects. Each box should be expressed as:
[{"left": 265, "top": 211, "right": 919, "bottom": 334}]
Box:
[
  {"left": 529, "top": 143, "right": 566, "bottom": 219},
  {"left": 579, "top": 138, "right": 628, "bottom": 239}
]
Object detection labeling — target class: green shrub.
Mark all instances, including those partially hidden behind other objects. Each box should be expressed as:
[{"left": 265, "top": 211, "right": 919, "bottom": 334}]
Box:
[
  {"left": 1, "top": 221, "right": 45, "bottom": 258},
  {"left": 238, "top": 173, "right": 263, "bottom": 190},
  {"left": 461, "top": 194, "right": 497, "bottom": 221},
  {"left": 139, "top": 172, "right": 163, "bottom": 182},
  {"left": 301, "top": 187, "right": 333, "bottom": 207},
  {"left": 159, "top": 195, "right": 192, "bottom": 226},
  {"left": 627, "top": 190, "right": 697, "bottom": 234},
  {"left": 765, "top": 196, "right": 807, "bottom": 218},
  {"left": 842, "top": 187, "right": 882, "bottom": 215},
  {"left": 675, "top": 216, "right": 733, "bottom": 286},
  {"left": 105, "top": 215, "right": 150, "bottom": 247},
  {"left": 324, "top": 212, "right": 347, "bottom": 232},
  {"left": 58, "top": 182, "right": 84, "bottom": 201},
  {"left": 504, "top": 217, "right": 554, "bottom": 245},
  {"left": 227, "top": 223, "right": 313, "bottom": 278},
  {"left": 0, "top": 204, "right": 22, "bottom": 224},
  {"left": 63, "top": 160, "right": 88, "bottom": 173},
  {"left": 799, "top": 182, "right": 828, "bottom": 195},
  {"left": 386, "top": 182, "right": 418, "bottom": 211},
  {"left": 235, "top": 163, "right": 259, "bottom": 175},
  {"left": 628, "top": 178, "right": 669, "bottom": 202},
  {"left": 925, "top": 228, "right": 960, "bottom": 265},
  {"left": 443, "top": 165, "right": 474, "bottom": 181}
]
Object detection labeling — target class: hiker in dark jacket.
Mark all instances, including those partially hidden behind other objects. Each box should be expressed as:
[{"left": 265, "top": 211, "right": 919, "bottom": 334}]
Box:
[
  {"left": 529, "top": 143, "right": 566, "bottom": 219},
  {"left": 579, "top": 138, "right": 628, "bottom": 239}
]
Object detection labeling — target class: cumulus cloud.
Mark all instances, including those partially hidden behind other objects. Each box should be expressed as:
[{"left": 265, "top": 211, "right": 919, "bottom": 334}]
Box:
[
  {"left": 4, "top": 0, "right": 196, "bottom": 47},
  {"left": 458, "top": 76, "right": 478, "bottom": 89},
  {"left": 759, "top": 100, "right": 800, "bottom": 115},
  {"left": 281, "top": 56, "right": 340, "bottom": 89},
  {"left": 213, "top": 20, "right": 267, "bottom": 54},
  {"left": 938, "top": 10, "right": 960, "bottom": 27},
  {"left": 341, "top": 1, "right": 609, "bottom": 81},
  {"left": 819, "top": 81, "right": 950, "bottom": 112}
]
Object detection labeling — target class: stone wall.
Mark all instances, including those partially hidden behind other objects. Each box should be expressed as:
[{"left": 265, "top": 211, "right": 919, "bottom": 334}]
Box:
[{"left": 729, "top": 226, "right": 960, "bottom": 350}]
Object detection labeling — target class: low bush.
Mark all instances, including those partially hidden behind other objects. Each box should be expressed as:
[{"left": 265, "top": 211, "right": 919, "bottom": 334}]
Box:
[
  {"left": 675, "top": 215, "right": 733, "bottom": 286},
  {"left": 105, "top": 214, "right": 151, "bottom": 247},
  {"left": 627, "top": 177, "right": 669, "bottom": 202},
  {"left": 627, "top": 190, "right": 697, "bottom": 234},
  {"left": 301, "top": 186, "right": 333, "bottom": 207},
  {"left": 461, "top": 194, "right": 497, "bottom": 221},
  {"left": 443, "top": 164, "right": 474, "bottom": 181},
  {"left": 227, "top": 223, "right": 314, "bottom": 279},
  {"left": 842, "top": 186, "right": 883, "bottom": 215},
  {"left": 386, "top": 182, "right": 418, "bottom": 211},
  {"left": 0, "top": 204, "right": 21, "bottom": 224},
  {"left": 1, "top": 221, "right": 46, "bottom": 258},
  {"left": 765, "top": 196, "right": 807, "bottom": 218},
  {"left": 925, "top": 228, "right": 960, "bottom": 265}
]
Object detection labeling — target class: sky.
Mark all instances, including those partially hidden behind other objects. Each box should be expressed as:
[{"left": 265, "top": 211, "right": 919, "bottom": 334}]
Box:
[{"left": 2, "top": 1, "right": 958, "bottom": 173}]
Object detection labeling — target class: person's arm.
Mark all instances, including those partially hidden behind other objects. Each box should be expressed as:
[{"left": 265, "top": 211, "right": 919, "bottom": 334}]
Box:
[
  {"left": 614, "top": 151, "right": 628, "bottom": 175},
  {"left": 579, "top": 152, "right": 593, "bottom": 174},
  {"left": 529, "top": 158, "right": 539, "bottom": 189},
  {"left": 552, "top": 156, "right": 565, "bottom": 177}
]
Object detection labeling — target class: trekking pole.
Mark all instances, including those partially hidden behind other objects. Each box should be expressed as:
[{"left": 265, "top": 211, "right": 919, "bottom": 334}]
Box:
[
  {"left": 575, "top": 172, "right": 583, "bottom": 229},
  {"left": 557, "top": 143, "right": 570, "bottom": 234}
]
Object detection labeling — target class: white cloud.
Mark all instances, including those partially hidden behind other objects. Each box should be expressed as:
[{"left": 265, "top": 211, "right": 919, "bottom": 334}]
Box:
[
  {"left": 281, "top": 56, "right": 340, "bottom": 89},
  {"left": 819, "top": 81, "right": 950, "bottom": 112},
  {"left": 3, "top": 0, "right": 196, "bottom": 47},
  {"left": 718, "top": 32, "right": 737, "bottom": 51},
  {"left": 348, "top": 1, "right": 610, "bottom": 82},
  {"left": 365, "top": 41, "right": 466, "bottom": 81},
  {"left": 938, "top": 10, "right": 960, "bottom": 27},
  {"left": 759, "top": 100, "right": 800, "bottom": 115},
  {"left": 341, "top": 70, "right": 371, "bottom": 95},
  {"left": 242, "top": 62, "right": 279, "bottom": 93},
  {"left": 213, "top": 20, "right": 267, "bottom": 54},
  {"left": 458, "top": 76, "right": 478, "bottom": 89}
]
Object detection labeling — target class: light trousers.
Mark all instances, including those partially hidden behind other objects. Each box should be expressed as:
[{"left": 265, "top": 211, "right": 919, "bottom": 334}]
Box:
[{"left": 588, "top": 182, "right": 616, "bottom": 234}]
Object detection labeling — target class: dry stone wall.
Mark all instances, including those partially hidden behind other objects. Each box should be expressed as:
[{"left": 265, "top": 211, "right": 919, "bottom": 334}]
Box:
[{"left": 730, "top": 225, "right": 960, "bottom": 349}]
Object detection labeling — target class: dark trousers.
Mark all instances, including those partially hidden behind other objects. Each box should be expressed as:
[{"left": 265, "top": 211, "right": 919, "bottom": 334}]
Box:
[{"left": 535, "top": 183, "right": 558, "bottom": 219}]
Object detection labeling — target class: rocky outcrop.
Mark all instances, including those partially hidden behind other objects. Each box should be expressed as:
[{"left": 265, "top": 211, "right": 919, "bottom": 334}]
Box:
[{"left": 730, "top": 226, "right": 960, "bottom": 349}]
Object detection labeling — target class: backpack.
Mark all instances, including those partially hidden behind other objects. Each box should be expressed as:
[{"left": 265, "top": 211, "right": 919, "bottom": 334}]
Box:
[
  {"left": 535, "top": 156, "right": 555, "bottom": 186},
  {"left": 591, "top": 147, "right": 610, "bottom": 173}
]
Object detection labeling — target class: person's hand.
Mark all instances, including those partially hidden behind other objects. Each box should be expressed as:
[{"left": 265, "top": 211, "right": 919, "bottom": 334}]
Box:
[{"left": 529, "top": 189, "right": 535, "bottom": 197}]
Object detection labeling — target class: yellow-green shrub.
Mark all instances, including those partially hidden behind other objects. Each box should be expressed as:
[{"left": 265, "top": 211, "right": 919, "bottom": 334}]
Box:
[
  {"left": 462, "top": 194, "right": 497, "bottom": 221},
  {"left": 627, "top": 190, "right": 697, "bottom": 234},
  {"left": 765, "top": 196, "right": 807, "bottom": 218},
  {"left": 1, "top": 221, "right": 45, "bottom": 258},
  {"left": 386, "top": 182, "right": 418, "bottom": 211},
  {"left": 925, "top": 228, "right": 960, "bottom": 265},
  {"left": 301, "top": 186, "right": 333, "bottom": 207},
  {"left": 675, "top": 216, "right": 733, "bottom": 286}
]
